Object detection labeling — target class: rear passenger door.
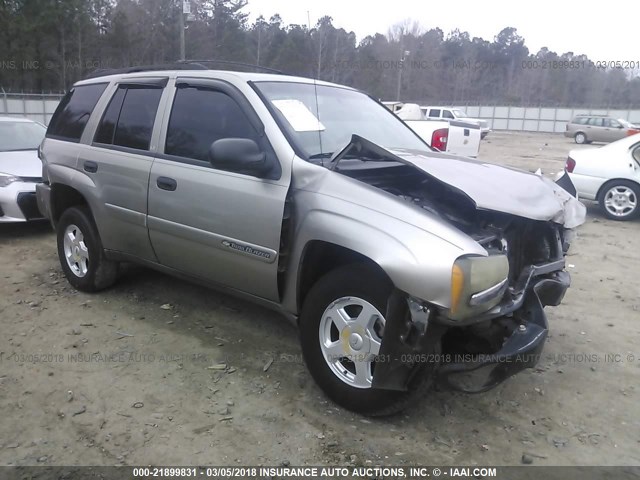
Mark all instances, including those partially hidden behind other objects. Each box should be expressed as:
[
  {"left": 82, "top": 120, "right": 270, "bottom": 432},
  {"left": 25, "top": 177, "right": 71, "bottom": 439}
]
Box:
[
  {"left": 79, "top": 77, "right": 168, "bottom": 261},
  {"left": 147, "top": 78, "right": 289, "bottom": 301},
  {"left": 586, "top": 117, "right": 605, "bottom": 142}
]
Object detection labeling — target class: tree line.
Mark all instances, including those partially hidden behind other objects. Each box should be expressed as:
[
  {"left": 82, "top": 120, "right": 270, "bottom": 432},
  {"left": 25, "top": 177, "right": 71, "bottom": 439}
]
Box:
[{"left": 1, "top": 0, "right": 639, "bottom": 107}]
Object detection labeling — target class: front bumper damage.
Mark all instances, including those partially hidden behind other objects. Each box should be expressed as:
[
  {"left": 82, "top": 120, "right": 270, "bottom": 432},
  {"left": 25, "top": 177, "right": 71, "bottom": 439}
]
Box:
[
  {"left": 437, "top": 270, "right": 569, "bottom": 393},
  {"left": 371, "top": 263, "right": 570, "bottom": 393}
]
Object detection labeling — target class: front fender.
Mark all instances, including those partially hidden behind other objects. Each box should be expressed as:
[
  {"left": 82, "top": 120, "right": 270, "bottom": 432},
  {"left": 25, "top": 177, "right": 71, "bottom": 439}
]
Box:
[{"left": 281, "top": 191, "right": 475, "bottom": 314}]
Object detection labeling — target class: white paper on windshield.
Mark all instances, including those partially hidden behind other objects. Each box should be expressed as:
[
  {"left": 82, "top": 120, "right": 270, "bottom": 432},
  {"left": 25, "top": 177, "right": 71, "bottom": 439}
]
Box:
[{"left": 272, "top": 99, "right": 325, "bottom": 132}]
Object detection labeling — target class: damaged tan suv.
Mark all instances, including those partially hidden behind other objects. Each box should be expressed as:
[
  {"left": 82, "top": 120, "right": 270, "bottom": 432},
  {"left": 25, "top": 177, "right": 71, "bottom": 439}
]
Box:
[{"left": 36, "top": 66, "right": 586, "bottom": 416}]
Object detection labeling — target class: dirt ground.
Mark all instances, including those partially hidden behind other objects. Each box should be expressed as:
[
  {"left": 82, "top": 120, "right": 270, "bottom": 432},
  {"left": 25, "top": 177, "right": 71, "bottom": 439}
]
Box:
[{"left": 1, "top": 131, "right": 639, "bottom": 467}]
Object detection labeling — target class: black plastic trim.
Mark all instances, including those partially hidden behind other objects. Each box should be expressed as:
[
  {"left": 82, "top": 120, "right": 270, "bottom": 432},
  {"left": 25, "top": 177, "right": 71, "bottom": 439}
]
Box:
[
  {"left": 116, "top": 77, "right": 169, "bottom": 88},
  {"left": 90, "top": 142, "right": 156, "bottom": 158}
]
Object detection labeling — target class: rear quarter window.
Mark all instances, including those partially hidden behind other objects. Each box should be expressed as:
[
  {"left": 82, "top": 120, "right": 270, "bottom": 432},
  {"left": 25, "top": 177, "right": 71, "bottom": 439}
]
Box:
[{"left": 47, "top": 83, "right": 108, "bottom": 142}]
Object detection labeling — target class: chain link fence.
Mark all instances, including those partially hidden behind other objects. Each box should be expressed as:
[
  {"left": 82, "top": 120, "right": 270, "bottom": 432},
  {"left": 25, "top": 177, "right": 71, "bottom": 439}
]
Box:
[
  {"left": 451, "top": 105, "right": 640, "bottom": 133},
  {"left": 0, "top": 90, "right": 65, "bottom": 126}
]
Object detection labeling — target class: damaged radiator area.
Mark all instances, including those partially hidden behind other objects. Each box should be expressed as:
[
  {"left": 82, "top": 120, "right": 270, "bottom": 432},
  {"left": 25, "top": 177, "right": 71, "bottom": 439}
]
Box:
[{"left": 338, "top": 162, "right": 566, "bottom": 281}]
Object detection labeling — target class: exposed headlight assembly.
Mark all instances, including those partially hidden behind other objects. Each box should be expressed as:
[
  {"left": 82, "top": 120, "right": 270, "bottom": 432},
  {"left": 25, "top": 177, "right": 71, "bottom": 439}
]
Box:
[
  {"left": 0, "top": 173, "right": 19, "bottom": 188},
  {"left": 449, "top": 254, "right": 509, "bottom": 321}
]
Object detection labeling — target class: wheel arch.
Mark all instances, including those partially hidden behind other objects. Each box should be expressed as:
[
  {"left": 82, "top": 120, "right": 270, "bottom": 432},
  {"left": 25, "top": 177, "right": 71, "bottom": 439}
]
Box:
[
  {"left": 596, "top": 177, "right": 640, "bottom": 201},
  {"left": 50, "top": 183, "right": 89, "bottom": 226},
  {"left": 296, "top": 240, "right": 390, "bottom": 317},
  {"left": 574, "top": 131, "right": 587, "bottom": 141}
]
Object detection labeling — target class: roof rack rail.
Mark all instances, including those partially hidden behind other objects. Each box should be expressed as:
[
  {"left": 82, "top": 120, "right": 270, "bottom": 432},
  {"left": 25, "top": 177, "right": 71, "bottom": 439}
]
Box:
[
  {"left": 84, "top": 62, "right": 208, "bottom": 79},
  {"left": 178, "top": 59, "right": 284, "bottom": 75},
  {"left": 83, "top": 60, "right": 284, "bottom": 80}
]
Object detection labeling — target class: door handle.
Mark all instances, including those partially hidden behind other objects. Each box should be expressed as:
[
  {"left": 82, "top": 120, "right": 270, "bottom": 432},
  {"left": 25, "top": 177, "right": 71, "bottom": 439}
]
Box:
[
  {"left": 157, "top": 176, "right": 177, "bottom": 191},
  {"left": 83, "top": 161, "right": 98, "bottom": 173}
]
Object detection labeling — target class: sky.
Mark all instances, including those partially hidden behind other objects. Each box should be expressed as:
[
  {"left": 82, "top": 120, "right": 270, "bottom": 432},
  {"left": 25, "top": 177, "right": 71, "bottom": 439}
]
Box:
[{"left": 244, "top": 0, "right": 636, "bottom": 61}]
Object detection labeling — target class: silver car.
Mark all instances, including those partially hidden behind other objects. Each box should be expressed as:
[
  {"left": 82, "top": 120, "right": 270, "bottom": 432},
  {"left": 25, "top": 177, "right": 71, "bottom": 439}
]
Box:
[
  {"left": 565, "top": 114, "right": 640, "bottom": 144},
  {"left": 0, "top": 116, "right": 47, "bottom": 222},
  {"left": 36, "top": 67, "right": 585, "bottom": 416}
]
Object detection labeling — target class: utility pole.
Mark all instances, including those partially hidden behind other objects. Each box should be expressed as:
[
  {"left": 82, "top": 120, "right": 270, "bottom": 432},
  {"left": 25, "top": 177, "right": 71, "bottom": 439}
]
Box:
[
  {"left": 257, "top": 23, "right": 261, "bottom": 66},
  {"left": 179, "top": 0, "right": 187, "bottom": 61},
  {"left": 396, "top": 48, "right": 409, "bottom": 101}
]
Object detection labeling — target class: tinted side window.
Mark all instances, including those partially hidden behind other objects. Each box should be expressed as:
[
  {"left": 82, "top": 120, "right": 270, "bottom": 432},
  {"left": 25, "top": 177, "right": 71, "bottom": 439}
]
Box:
[
  {"left": 94, "top": 88, "right": 126, "bottom": 144},
  {"left": 428, "top": 109, "right": 440, "bottom": 118},
  {"left": 442, "top": 110, "right": 454, "bottom": 119},
  {"left": 113, "top": 88, "right": 163, "bottom": 150},
  {"left": 166, "top": 88, "right": 260, "bottom": 161},
  {"left": 605, "top": 118, "right": 621, "bottom": 128},
  {"left": 588, "top": 117, "right": 604, "bottom": 126},
  {"left": 47, "top": 83, "right": 107, "bottom": 142},
  {"left": 574, "top": 117, "right": 588, "bottom": 125}
]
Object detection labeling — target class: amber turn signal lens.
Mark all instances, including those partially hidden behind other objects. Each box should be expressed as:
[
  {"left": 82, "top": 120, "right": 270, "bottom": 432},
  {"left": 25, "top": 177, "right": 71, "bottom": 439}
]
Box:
[{"left": 450, "top": 263, "right": 465, "bottom": 314}]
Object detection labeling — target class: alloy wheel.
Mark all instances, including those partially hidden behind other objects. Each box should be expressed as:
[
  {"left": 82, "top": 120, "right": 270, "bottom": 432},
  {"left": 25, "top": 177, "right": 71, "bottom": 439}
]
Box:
[
  {"left": 63, "top": 224, "right": 90, "bottom": 277},
  {"left": 603, "top": 185, "right": 637, "bottom": 218},
  {"left": 318, "top": 296, "right": 385, "bottom": 389}
]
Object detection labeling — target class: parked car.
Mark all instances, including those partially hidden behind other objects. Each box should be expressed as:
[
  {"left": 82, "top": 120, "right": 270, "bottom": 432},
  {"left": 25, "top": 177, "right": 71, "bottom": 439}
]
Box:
[
  {"left": 565, "top": 135, "right": 640, "bottom": 220},
  {"left": 384, "top": 102, "right": 481, "bottom": 157},
  {"left": 420, "top": 106, "right": 491, "bottom": 139},
  {"left": 0, "top": 116, "right": 47, "bottom": 222},
  {"left": 37, "top": 67, "right": 585, "bottom": 416},
  {"left": 564, "top": 114, "right": 640, "bottom": 144}
]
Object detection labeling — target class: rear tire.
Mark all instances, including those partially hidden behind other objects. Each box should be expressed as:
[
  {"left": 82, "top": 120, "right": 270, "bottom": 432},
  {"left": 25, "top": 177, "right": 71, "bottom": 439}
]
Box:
[
  {"left": 299, "top": 264, "right": 436, "bottom": 416},
  {"left": 574, "top": 132, "right": 587, "bottom": 144},
  {"left": 57, "top": 206, "right": 118, "bottom": 292},
  {"left": 598, "top": 180, "right": 640, "bottom": 221}
]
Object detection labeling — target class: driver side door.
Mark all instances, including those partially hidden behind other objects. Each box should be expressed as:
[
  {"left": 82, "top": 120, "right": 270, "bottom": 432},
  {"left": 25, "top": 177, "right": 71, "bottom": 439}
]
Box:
[{"left": 147, "top": 78, "right": 289, "bottom": 301}]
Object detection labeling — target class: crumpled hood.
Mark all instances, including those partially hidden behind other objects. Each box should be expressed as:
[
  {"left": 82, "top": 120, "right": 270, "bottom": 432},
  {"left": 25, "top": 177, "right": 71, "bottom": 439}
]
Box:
[
  {"left": 388, "top": 148, "right": 586, "bottom": 228},
  {"left": 0, "top": 150, "right": 42, "bottom": 178}
]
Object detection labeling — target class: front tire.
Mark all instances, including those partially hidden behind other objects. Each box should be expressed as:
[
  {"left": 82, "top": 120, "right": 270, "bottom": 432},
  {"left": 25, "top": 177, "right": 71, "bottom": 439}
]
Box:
[
  {"left": 299, "top": 264, "right": 435, "bottom": 416},
  {"left": 599, "top": 180, "right": 640, "bottom": 221},
  {"left": 57, "top": 206, "right": 118, "bottom": 292}
]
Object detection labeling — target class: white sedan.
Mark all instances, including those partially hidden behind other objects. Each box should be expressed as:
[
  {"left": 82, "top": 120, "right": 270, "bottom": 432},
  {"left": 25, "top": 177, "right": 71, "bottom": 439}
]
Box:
[
  {"left": 0, "top": 116, "right": 47, "bottom": 222},
  {"left": 566, "top": 134, "right": 640, "bottom": 221}
]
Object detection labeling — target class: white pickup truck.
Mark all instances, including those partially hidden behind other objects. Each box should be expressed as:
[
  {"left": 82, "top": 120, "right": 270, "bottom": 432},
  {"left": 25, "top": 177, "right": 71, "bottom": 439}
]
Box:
[
  {"left": 384, "top": 102, "right": 481, "bottom": 158},
  {"left": 421, "top": 106, "right": 491, "bottom": 139}
]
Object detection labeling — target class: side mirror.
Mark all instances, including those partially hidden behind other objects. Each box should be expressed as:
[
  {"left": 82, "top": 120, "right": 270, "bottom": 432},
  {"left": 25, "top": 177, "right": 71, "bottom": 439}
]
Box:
[{"left": 208, "top": 138, "right": 269, "bottom": 176}]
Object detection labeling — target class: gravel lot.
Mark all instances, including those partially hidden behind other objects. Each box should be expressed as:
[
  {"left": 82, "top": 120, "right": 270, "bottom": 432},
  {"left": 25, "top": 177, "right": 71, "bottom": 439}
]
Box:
[{"left": 0, "top": 132, "right": 639, "bottom": 467}]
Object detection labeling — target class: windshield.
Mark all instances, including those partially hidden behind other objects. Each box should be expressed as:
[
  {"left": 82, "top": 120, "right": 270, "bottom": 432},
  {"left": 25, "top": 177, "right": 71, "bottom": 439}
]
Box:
[
  {"left": 0, "top": 121, "right": 46, "bottom": 152},
  {"left": 452, "top": 109, "right": 468, "bottom": 118},
  {"left": 618, "top": 118, "right": 632, "bottom": 128},
  {"left": 255, "top": 82, "right": 429, "bottom": 160}
]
